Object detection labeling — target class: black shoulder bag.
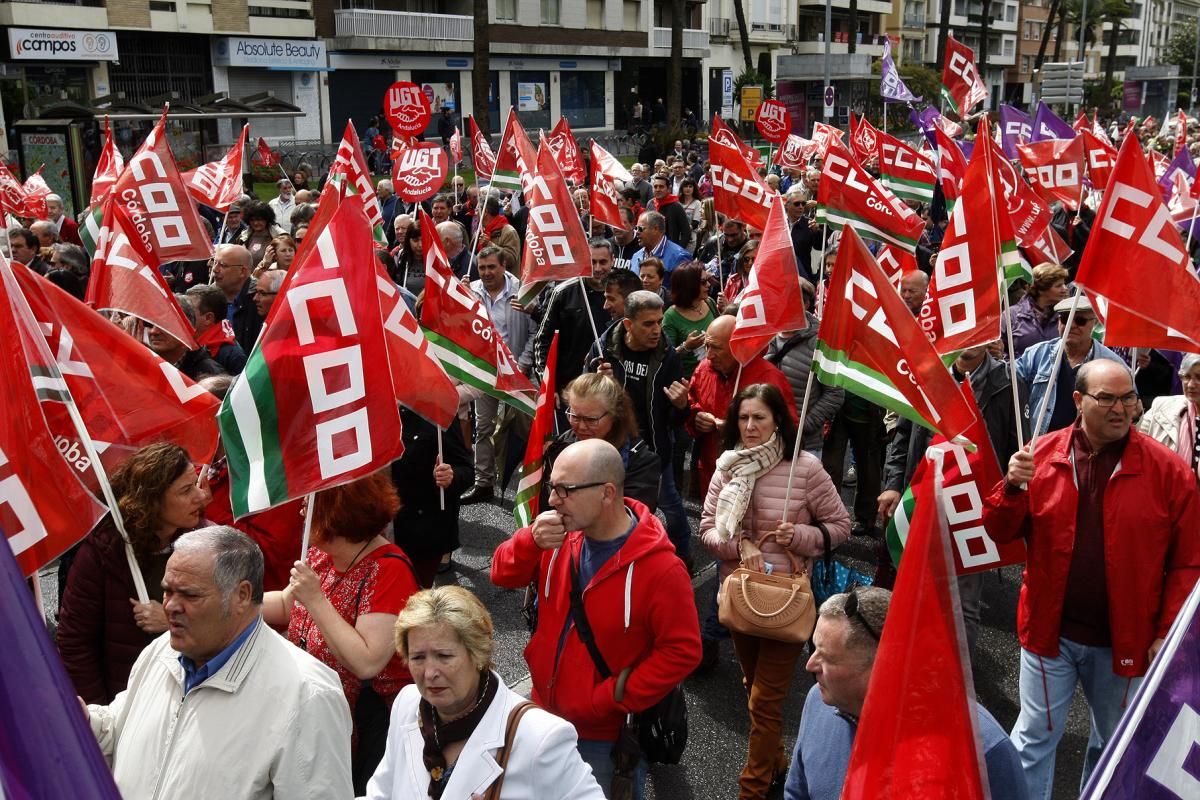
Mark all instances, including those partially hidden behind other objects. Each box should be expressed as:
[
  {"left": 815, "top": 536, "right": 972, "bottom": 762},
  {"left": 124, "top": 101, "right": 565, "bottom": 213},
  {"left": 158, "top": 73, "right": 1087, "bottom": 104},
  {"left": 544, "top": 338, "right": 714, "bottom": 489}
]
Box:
[{"left": 568, "top": 555, "right": 688, "bottom": 766}]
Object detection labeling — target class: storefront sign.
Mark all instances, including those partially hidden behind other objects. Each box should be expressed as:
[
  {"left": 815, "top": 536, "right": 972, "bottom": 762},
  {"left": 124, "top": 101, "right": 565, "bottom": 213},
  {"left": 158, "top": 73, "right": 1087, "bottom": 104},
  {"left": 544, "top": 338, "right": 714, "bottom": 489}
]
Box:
[
  {"left": 212, "top": 37, "right": 326, "bottom": 70},
  {"left": 7, "top": 29, "right": 117, "bottom": 61}
]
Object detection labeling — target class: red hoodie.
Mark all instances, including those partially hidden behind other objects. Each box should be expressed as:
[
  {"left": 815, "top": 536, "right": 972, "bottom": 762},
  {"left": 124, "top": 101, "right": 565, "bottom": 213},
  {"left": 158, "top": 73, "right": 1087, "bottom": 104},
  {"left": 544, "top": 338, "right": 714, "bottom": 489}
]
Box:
[{"left": 491, "top": 499, "right": 701, "bottom": 740}]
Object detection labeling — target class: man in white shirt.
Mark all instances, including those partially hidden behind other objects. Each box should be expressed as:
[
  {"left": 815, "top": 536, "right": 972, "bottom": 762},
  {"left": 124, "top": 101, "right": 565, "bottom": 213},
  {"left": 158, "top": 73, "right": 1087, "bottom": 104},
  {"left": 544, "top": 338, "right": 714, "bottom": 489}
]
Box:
[
  {"left": 84, "top": 527, "right": 353, "bottom": 799},
  {"left": 268, "top": 179, "right": 295, "bottom": 234}
]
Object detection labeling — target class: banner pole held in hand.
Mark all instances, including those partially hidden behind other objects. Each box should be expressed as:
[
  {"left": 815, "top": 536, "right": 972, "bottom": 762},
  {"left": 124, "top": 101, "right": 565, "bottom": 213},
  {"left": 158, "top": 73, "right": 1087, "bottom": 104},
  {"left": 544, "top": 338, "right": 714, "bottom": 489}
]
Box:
[
  {"left": 1029, "top": 291, "right": 1082, "bottom": 450},
  {"left": 437, "top": 427, "right": 446, "bottom": 511},
  {"left": 300, "top": 492, "right": 316, "bottom": 562}
]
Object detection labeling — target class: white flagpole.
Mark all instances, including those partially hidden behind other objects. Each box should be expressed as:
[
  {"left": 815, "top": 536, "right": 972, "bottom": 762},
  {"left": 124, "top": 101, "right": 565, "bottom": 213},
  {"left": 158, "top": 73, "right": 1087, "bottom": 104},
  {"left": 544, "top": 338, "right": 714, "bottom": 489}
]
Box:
[
  {"left": 31, "top": 573, "right": 47, "bottom": 628},
  {"left": 300, "top": 492, "right": 316, "bottom": 562},
  {"left": 815, "top": 224, "right": 829, "bottom": 319},
  {"left": 782, "top": 367, "right": 817, "bottom": 511},
  {"left": 437, "top": 427, "right": 446, "bottom": 511},
  {"left": 1185, "top": 200, "right": 1200, "bottom": 253},
  {"left": 468, "top": 183, "right": 493, "bottom": 257},
  {"left": 578, "top": 277, "right": 604, "bottom": 358},
  {"left": 732, "top": 362, "right": 744, "bottom": 395},
  {"left": 1028, "top": 292, "right": 1082, "bottom": 449}
]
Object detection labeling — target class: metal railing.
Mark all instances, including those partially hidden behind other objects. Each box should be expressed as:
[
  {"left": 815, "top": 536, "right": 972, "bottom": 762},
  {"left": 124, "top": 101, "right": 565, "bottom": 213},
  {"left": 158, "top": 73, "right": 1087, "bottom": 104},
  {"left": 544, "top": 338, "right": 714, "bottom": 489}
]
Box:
[
  {"left": 333, "top": 8, "right": 473, "bottom": 40},
  {"left": 650, "top": 27, "right": 710, "bottom": 49},
  {"left": 708, "top": 17, "right": 730, "bottom": 37}
]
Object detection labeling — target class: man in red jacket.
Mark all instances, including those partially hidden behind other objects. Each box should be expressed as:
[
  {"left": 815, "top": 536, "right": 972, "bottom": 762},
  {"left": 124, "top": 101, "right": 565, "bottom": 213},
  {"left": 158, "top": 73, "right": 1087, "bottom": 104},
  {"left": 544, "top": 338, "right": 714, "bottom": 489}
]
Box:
[
  {"left": 491, "top": 439, "right": 700, "bottom": 797},
  {"left": 983, "top": 359, "right": 1200, "bottom": 799}
]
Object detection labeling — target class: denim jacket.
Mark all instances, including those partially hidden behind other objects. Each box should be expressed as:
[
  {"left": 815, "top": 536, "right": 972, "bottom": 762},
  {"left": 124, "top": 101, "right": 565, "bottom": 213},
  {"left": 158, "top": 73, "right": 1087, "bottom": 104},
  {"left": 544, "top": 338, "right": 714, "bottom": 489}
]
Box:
[{"left": 1015, "top": 338, "right": 1125, "bottom": 436}]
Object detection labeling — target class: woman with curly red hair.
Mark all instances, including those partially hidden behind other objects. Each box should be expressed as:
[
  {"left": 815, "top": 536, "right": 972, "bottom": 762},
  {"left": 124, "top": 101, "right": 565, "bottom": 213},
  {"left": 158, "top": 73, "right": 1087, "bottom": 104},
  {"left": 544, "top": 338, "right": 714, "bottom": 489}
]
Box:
[{"left": 262, "top": 470, "right": 419, "bottom": 794}]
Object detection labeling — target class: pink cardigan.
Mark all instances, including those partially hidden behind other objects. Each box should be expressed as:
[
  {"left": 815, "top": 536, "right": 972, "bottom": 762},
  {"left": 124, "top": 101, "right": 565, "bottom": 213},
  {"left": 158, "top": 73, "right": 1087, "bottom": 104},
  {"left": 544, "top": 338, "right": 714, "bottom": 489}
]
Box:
[{"left": 700, "top": 454, "right": 852, "bottom": 582}]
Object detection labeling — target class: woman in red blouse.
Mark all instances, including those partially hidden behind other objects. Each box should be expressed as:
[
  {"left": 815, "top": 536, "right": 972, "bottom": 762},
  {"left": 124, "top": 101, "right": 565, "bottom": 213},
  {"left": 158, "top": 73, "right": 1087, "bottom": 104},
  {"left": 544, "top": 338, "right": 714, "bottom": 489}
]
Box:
[{"left": 262, "top": 470, "right": 419, "bottom": 794}]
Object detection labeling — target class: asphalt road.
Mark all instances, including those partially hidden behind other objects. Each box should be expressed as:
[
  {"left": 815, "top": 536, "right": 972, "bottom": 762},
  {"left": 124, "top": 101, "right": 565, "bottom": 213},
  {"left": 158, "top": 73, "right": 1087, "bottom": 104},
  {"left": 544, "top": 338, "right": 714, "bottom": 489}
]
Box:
[{"left": 36, "top": 477, "right": 1091, "bottom": 799}]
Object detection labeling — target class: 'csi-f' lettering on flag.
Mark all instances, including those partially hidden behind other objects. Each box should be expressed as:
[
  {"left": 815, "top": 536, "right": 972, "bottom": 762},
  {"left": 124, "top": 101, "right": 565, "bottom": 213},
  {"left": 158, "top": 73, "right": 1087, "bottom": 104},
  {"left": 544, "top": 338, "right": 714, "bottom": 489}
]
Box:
[
  {"left": 1075, "top": 133, "right": 1200, "bottom": 350},
  {"left": 729, "top": 196, "right": 808, "bottom": 364},
  {"left": 218, "top": 195, "right": 404, "bottom": 517},
  {"left": 941, "top": 36, "right": 988, "bottom": 118},
  {"left": 812, "top": 226, "right": 976, "bottom": 444}
]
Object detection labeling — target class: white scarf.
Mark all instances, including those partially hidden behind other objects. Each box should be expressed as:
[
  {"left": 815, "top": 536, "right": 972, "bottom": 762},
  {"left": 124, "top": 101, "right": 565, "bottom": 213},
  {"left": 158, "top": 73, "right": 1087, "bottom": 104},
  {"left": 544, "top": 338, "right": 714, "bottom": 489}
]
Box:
[{"left": 713, "top": 433, "right": 784, "bottom": 543}]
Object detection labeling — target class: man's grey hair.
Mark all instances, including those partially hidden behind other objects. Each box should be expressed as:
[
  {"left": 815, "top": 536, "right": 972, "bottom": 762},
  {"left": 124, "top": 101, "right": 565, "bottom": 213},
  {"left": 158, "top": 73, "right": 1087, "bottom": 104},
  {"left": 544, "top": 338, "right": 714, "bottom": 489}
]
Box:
[
  {"left": 588, "top": 238, "right": 615, "bottom": 258},
  {"left": 52, "top": 243, "right": 88, "bottom": 274},
  {"left": 393, "top": 213, "right": 414, "bottom": 232},
  {"left": 1075, "top": 359, "right": 1134, "bottom": 394},
  {"left": 174, "top": 293, "right": 197, "bottom": 328},
  {"left": 477, "top": 245, "right": 511, "bottom": 270},
  {"left": 436, "top": 220, "right": 465, "bottom": 244},
  {"left": 818, "top": 588, "right": 891, "bottom": 662},
  {"left": 260, "top": 269, "right": 286, "bottom": 293},
  {"left": 639, "top": 211, "right": 665, "bottom": 232},
  {"left": 30, "top": 220, "right": 56, "bottom": 240},
  {"left": 805, "top": 168, "right": 821, "bottom": 180},
  {"left": 624, "top": 289, "right": 665, "bottom": 320},
  {"left": 1179, "top": 353, "right": 1200, "bottom": 379},
  {"left": 376, "top": 178, "right": 394, "bottom": 194},
  {"left": 173, "top": 526, "right": 265, "bottom": 606},
  {"left": 45, "top": 193, "right": 63, "bottom": 205}
]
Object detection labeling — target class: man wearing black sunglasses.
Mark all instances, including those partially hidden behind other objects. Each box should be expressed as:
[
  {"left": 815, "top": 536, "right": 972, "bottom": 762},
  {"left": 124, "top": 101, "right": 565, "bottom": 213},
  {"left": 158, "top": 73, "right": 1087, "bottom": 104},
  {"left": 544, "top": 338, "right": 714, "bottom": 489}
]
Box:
[{"left": 784, "top": 588, "right": 1026, "bottom": 800}]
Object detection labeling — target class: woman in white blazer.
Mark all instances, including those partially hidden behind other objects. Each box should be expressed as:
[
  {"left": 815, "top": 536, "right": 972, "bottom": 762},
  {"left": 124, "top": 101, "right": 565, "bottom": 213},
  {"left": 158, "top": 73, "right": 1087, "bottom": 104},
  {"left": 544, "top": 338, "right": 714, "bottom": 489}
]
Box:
[{"left": 361, "top": 586, "right": 604, "bottom": 800}]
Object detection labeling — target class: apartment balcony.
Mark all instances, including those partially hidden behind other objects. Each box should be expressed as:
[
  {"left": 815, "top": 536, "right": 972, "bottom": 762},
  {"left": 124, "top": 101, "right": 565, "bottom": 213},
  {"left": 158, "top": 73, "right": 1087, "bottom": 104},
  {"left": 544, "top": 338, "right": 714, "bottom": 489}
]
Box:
[
  {"left": 650, "top": 26, "right": 710, "bottom": 53},
  {"left": 902, "top": 14, "right": 926, "bottom": 28},
  {"left": 793, "top": 33, "right": 889, "bottom": 55},
  {"left": 708, "top": 16, "right": 730, "bottom": 38},
  {"left": 0, "top": 0, "right": 109, "bottom": 28},
  {"left": 332, "top": 8, "right": 472, "bottom": 40}
]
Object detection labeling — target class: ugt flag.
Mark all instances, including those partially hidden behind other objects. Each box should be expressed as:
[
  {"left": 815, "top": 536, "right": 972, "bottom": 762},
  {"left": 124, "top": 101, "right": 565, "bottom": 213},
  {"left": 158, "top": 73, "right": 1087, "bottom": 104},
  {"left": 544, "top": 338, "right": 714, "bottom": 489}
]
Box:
[{"left": 1082, "top": 579, "right": 1200, "bottom": 799}]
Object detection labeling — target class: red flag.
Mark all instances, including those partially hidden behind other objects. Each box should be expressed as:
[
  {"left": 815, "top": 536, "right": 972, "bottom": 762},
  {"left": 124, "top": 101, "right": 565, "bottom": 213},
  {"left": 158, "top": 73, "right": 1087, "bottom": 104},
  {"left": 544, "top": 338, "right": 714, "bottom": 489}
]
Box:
[
  {"left": 85, "top": 198, "right": 198, "bottom": 350},
  {"left": 375, "top": 263, "right": 458, "bottom": 429},
  {"left": 842, "top": 465, "right": 989, "bottom": 799},
  {"left": 1076, "top": 134, "right": 1200, "bottom": 349},
  {"left": 1166, "top": 169, "right": 1197, "bottom": 226},
  {"left": 811, "top": 121, "right": 845, "bottom": 160},
  {"left": 1088, "top": 291, "right": 1200, "bottom": 351},
  {"left": 329, "top": 121, "right": 386, "bottom": 245},
  {"left": 709, "top": 134, "right": 775, "bottom": 231},
  {"left": 256, "top": 137, "right": 280, "bottom": 168},
  {"left": 0, "top": 254, "right": 108, "bottom": 577},
  {"left": 12, "top": 262, "right": 220, "bottom": 476},
  {"left": 755, "top": 99, "right": 792, "bottom": 144},
  {"left": 729, "top": 196, "right": 808, "bottom": 364},
  {"left": 449, "top": 126, "right": 463, "bottom": 165},
  {"left": 183, "top": 124, "right": 247, "bottom": 212},
  {"left": 814, "top": 227, "right": 976, "bottom": 443},
  {"left": 818, "top": 139, "right": 925, "bottom": 252},
  {"left": 876, "top": 244, "right": 919, "bottom": 291},
  {"left": 712, "top": 114, "right": 764, "bottom": 168},
  {"left": 513, "top": 332, "right": 559, "bottom": 527},
  {"left": 545, "top": 117, "right": 585, "bottom": 185},
  {"left": 877, "top": 132, "right": 937, "bottom": 205},
  {"left": 1073, "top": 110, "right": 1090, "bottom": 134},
  {"left": 110, "top": 108, "right": 213, "bottom": 264},
  {"left": 384, "top": 81, "right": 431, "bottom": 139},
  {"left": 849, "top": 111, "right": 882, "bottom": 168},
  {"left": 941, "top": 35, "right": 988, "bottom": 118},
  {"left": 1017, "top": 136, "right": 1086, "bottom": 210},
  {"left": 990, "top": 136, "right": 1055, "bottom": 252},
  {"left": 20, "top": 170, "right": 51, "bottom": 220},
  {"left": 589, "top": 140, "right": 631, "bottom": 230},
  {"left": 390, "top": 141, "right": 447, "bottom": 203},
  {"left": 469, "top": 115, "right": 496, "bottom": 182},
  {"left": 90, "top": 118, "right": 125, "bottom": 207},
  {"left": 933, "top": 127, "right": 969, "bottom": 206},
  {"left": 0, "top": 162, "right": 27, "bottom": 221},
  {"left": 493, "top": 108, "right": 538, "bottom": 192},
  {"left": 774, "top": 134, "right": 817, "bottom": 170},
  {"left": 1176, "top": 109, "right": 1188, "bottom": 155},
  {"left": 919, "top": 126, "right": 1004, "bottom": 355},
  {"left": 1082, "top": 130, "right": 1118, "bottom": 191},
  {"left": 522, "top": 141, "right": 592, "bottom": 285},
  {"left": 1148, "top": 148, "right": 1171, "bottom": 182}
]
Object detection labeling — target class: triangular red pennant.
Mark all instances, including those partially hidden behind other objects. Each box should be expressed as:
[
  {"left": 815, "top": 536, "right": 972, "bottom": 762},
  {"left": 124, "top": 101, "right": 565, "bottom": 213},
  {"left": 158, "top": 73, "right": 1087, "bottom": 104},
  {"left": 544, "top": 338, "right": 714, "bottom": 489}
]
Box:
[
  {"left": 183, "top": 124, "right": 247, "bottom": 212},
  {"left": 545, "top": 117, "right": 585, "bottom": 185}
]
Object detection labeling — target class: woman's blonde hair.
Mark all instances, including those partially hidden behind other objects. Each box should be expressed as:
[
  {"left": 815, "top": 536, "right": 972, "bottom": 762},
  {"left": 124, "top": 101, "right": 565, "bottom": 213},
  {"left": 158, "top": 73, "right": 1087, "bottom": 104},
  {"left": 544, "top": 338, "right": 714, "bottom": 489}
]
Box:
[
  {"left": 1025, "top": 262, "right": 1069, "bottom": 301},
  {"left": 563, "top": 372, "right": 639, "bottom": 447},
  {"left": 394, "top": 586, "right": 494, "bottom": 671}
]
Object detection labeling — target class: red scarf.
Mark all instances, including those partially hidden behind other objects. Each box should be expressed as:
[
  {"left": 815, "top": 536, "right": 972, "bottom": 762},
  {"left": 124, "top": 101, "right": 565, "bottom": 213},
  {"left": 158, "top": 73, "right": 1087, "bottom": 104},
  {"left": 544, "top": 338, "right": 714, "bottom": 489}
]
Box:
[
  {"left": 197, "top": 319, "right": 237, "bottom": 357},
  {"left": 478, "top": 214, "right": 510, "bottom": 251},
  {"left": 653, "top": 195, "right": 680, "bottom": 210}
]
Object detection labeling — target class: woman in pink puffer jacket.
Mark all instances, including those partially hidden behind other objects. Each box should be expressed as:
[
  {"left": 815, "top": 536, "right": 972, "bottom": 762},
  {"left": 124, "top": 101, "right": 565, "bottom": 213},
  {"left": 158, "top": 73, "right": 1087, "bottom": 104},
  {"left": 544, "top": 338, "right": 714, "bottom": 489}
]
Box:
[{"left": 700, "top": 383, "right": 850, "bottom": 800}]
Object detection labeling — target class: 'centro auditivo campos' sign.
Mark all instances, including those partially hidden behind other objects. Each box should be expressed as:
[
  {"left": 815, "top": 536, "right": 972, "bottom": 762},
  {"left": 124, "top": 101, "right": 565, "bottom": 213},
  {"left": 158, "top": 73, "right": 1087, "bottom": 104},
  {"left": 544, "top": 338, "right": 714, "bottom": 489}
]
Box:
[
  {"left": 211, "top": 37, "right": 327, "bottom": 70},
  {"left": 7, "top": 28, "right": 118, "bottom": 60}
]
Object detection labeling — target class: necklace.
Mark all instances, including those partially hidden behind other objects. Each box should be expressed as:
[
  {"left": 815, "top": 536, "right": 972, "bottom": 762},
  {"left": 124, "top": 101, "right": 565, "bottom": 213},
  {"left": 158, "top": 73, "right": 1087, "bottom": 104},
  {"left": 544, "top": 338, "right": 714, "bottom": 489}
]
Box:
[{"left": 296, "top": 538, "right": 375, "bottom": 651}]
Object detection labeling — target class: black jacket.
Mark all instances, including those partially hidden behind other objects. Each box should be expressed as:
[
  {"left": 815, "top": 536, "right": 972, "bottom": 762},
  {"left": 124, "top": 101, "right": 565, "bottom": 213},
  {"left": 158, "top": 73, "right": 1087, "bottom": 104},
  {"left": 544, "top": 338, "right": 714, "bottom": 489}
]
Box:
[
  {"left": 533, "top": 278, "right": 608, "bottom": 394},
  {"left": 653, "top": 197, "right": 691, "bottom": 250},
  {"left": 543, "top": 431, "right": 660, "bottom": 512},
  {"left": 230, "top": 278, "right": 264, "bottom": 355},
  {"left": 766, "top": 314, "right": 844, "bottom": 451},
  {"left": 178, "top": 348, "right": 226, "bottom": 382},
  {"left": 883, "top": 354, "right": 1029, "bottom": 492},
  {"left": 586, "top": 321, "right": 685, "bottom": 462},
  {"left": 390, "top": 408, "right": 473, "bottom": 560},
  {"left": 789, "top": 217, "right": 828, "bottom": 284}
]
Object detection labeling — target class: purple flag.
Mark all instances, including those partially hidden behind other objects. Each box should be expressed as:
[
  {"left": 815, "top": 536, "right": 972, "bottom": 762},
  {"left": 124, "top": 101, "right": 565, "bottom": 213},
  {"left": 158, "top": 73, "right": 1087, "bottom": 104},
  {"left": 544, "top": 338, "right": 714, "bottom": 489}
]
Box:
[
  {"left": 1032, "top": 101, "right": 1077, "bottom": 141},
  {"left": 0, "top": 528, "right": 122, "bottom": 799},
  {"left": 1157, "top": 146, "right": 1196, "bottom": 202},
  {"left": 1082, "top": 580, "right": 1200, "bottom": 799},
  {"left": 999, "top": 105, "right": 1033, "bottom": 159},
  {"left": 911, "top": 106, "right": 942, "bottom": 149},
  {"left": 880, "top": 40, "right": 922, "bottom": 104}
]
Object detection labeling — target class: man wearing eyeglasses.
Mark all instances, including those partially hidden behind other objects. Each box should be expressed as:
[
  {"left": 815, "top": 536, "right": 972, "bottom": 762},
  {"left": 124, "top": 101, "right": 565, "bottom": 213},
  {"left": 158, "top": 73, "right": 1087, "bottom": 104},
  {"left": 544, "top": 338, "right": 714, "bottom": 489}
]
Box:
[
  {"left": 491, "top": 439, "right": 701, "bottom": 797},
  {"left": 785, "top": 588, "right": 1027, "bottom": 800},
  {"left": 784, "top": 187, "right": 826, "bottom": 284},
  {"left": 983, "top": 359, "right": 1200, "bottom": 799},
  {"left": 209, "top": 244, "right": 263, "bottom": 355},
  {"left": 1015, "top": 295, "right": 1124, "bottom": 436},
  {"left": 629, "top": 212, "right": 691, "bottom": 289}
]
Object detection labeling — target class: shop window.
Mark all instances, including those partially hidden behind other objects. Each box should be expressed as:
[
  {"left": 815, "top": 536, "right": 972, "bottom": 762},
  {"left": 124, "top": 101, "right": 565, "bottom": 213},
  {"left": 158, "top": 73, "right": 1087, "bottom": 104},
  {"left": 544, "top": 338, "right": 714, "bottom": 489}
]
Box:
[
  {"left": 511, "top": 71, "right": 551, "bottom": 131},
  {"left": 561, "top": 72, "right": 605, "bottom": 129}
]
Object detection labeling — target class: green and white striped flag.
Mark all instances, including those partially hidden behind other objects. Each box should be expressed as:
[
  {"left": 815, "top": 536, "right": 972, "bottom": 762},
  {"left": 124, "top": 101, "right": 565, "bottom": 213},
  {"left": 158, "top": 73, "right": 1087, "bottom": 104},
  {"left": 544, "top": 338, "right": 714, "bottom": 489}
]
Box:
[{"left": 78, "top": 204, "right": 105, "bottom": 258}]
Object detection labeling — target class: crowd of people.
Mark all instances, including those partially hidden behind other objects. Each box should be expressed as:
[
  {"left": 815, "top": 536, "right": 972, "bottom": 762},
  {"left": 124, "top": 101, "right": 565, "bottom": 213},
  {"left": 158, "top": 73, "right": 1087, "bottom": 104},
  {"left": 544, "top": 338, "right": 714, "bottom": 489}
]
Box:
[{"left": 4, "top": 114, "right": 1200, "bottom": 800}]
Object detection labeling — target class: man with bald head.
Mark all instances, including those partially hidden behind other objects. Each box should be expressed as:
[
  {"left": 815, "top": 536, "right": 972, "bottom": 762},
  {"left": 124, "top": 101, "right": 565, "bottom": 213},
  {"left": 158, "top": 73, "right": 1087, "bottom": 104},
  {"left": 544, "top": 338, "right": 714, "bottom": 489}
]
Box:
[
  {"left": 491, "top": 438, "right": 701, "bottom": 796},
  {"left": 898, "top": 271, "right": 929, "bottom": 316},
  {"left": 210, "top": 244, "right": 262, "bottom": 353},
  {"left": 984, "top": 359, "right": 1200, "bottom": 799}
]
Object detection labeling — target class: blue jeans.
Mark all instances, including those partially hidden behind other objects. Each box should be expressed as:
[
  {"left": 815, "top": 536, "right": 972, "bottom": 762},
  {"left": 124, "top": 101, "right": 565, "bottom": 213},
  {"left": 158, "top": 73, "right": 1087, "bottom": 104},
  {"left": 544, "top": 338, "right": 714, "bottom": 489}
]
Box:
[
  {"left": 577, "top": 738, "right": 647, "bottom": 800},
  {"left": 1010, "top": 639, "right": 1142, "bottom": 800},
  {"left": 658, "top": 466, "right": 692, "bottom": 561},
  {"left": 701, "top": 580, "right": 730, "bottom": 641}
]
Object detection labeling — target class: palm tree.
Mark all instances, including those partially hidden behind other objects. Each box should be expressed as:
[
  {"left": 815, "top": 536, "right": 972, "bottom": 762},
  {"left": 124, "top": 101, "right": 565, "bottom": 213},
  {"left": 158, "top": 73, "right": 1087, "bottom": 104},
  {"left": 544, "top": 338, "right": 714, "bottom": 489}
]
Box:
[
  {"left": 1100, "top": 0, "right": 1133, "bottom": 99},
  {"left": 668, "top": 0, "right": 683, "bottom": 125},
  {"left": 937, "top": 0, "right": 952, "bottom": 70},
  {"left": 732, "top": 0, "right": 754, "bottom": 73},
  {"left": 1034, "top": 0, "right": 1061, "bottom": 71},
  {"left": 848, "top": 0, "right": 859, "bottom": 54},
  {"left": 472, "top": 0, "right": 490, "bottom": 135},
  {"left": 979, "top": 0, "right": 991, "bottom": 71}
]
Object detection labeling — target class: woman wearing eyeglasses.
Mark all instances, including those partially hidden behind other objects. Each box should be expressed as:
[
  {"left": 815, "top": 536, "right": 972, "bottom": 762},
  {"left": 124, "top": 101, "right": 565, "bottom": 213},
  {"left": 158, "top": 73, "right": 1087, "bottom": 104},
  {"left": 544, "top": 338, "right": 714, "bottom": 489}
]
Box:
[
  {"left": 1138, "top": 353, "right": 1200, "bottom": 484},
  {"left": 723, "top": 240, "right": 758, "bottom": 302},
  {"left": 699, "top": 383, "right": 850, "bottom": 800},
  {"left": 540, "top": 373, "right": 661, "bottom": 511}
]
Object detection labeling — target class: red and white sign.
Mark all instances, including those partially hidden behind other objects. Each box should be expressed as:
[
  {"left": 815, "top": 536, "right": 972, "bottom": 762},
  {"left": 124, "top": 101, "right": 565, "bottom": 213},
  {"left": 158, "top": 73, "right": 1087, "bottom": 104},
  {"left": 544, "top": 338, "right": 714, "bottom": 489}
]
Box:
[
  {"left": 1082, "top": 130, "right": 1118, "bottom": 191},
  {"left": 544, "top": 116, "right": 585, "bottom": 185},
  {"left": 755, "top": 99, "right": 791, "bottom": 143},
  {"left": 709, "top": 135, "right": 775, "bottom": 231},
  {"left": 522, "top": 141, "right": 592, "bottom": 285},
  {"left": 1017, "top": 137, "right": 1086, "bottom": 211},
  {"left": 183, "top": 124, "right": 247, "bottom": 212},
  {"left": 391, "top": 141, "right": 447, "bottom": 203},
  {"left": 469, "top": 115, "right": 496, "bottom": 182},
  {"left": 384, "top": 81, "right": 431, "bottom": 138},
  {"left": 729, "top": 196, "right": 808, "bottom": 363},
  {"left": 774, "top": 134, "right": 817, "bottom": 170}
]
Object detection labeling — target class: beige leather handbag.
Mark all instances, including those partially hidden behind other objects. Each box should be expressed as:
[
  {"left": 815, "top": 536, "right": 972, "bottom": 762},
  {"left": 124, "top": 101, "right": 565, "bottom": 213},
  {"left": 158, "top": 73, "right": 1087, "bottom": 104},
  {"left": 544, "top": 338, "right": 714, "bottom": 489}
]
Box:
[{"left": 718, "top": 534, "right": 816, "bottom": 644}]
